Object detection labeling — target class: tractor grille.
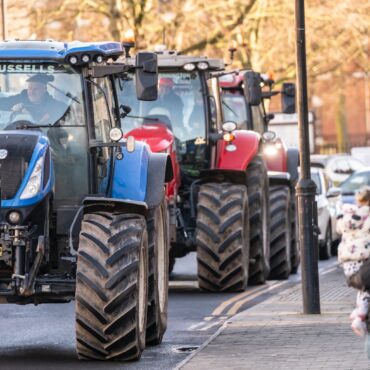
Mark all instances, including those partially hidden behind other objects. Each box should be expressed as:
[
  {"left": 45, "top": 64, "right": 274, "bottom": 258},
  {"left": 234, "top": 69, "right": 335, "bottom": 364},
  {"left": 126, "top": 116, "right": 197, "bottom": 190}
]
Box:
[{"left": 0, "top": 134, "right": 38, "bottom": 200}]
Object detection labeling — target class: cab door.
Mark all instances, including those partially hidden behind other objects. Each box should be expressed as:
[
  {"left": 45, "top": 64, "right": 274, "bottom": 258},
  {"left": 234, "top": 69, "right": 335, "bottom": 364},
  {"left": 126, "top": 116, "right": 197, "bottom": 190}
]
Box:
[{"left": 89, "top": 76, "right": 118, "bottom": 195}]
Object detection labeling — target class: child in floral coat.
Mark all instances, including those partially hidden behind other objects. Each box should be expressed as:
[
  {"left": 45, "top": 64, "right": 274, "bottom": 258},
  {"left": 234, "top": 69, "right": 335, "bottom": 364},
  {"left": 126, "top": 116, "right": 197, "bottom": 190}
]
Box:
[{"left": 337, "top": 186, "right": 370, "bottom": 336}]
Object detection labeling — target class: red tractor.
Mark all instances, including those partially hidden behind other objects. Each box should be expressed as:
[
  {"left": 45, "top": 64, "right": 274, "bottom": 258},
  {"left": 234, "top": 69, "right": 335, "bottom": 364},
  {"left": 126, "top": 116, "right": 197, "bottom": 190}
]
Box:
[
  {"left": 114, "top": 51, "right": 272, "bottom": 291},
  {"left": 219, "top": 71, "right": 300, "bottom": 278}
]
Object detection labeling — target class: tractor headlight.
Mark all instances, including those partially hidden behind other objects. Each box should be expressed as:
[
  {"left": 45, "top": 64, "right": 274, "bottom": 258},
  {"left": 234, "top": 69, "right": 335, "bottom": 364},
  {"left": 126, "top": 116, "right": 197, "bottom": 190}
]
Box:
[
  {"left": 222, "top": 121, "right": 237, "bottom": 132},
  {"left": 20, "top": 155, "right": 44, "bottom": 199},
  {"left": 183, "top": 63, "right": 196, "bottom": 71},
  {"left": 263, "top": 144, "right": 278, "bottom": 156},
  {"left": 197, "top": 62, "right": 209, "bottom": 70},
  {"left": 95, "top": 55, "right": 104, "bottom": 63},
  {"left": 109, "top": 127, "right": 123, "bottom": 142},
  {"left": 69, "top": 55, "right": 78, "bottom": 65},
  {"left": 81, "top": 54, "right": 90, "bottom": 63},
  {"left": 7, "top": 211, "right": 22, "bottom": 225}
]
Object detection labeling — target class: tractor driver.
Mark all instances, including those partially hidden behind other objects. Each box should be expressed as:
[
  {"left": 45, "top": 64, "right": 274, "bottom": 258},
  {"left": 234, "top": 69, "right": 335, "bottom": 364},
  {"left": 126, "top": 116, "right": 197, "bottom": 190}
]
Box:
[
  {"left": 0, "top": 73, "right": 67, "bottom": 125},
  {"left": 155, "top": 77, "right": 184, "bottom": 136}
]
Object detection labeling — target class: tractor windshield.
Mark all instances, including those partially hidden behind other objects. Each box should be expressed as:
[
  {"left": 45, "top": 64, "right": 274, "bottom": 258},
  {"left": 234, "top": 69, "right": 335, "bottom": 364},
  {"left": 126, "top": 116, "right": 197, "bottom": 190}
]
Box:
[
  {"left": 116, "top": 71, "right": 206, "bottom": 143},
  {"left": 0, "top": 63, "right": 88, "bottom": 200},
  {"left": 221, "top": 90, "right": 248, "bottom": 128},
  {"left": 116, "top": 71, "right": 207, "bottom": 176},
  {"left": 0, "top": 63, "right": 85, "bottom": 128}
]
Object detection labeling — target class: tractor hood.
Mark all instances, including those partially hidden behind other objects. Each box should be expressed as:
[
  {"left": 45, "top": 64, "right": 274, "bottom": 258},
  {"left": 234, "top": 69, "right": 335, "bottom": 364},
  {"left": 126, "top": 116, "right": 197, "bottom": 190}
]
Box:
[
  {"left": 0, "top": 131, "right": 52, "bottom": 207},
  {"left": 125, "top": 123, "right": 174, "bottom": 153}
]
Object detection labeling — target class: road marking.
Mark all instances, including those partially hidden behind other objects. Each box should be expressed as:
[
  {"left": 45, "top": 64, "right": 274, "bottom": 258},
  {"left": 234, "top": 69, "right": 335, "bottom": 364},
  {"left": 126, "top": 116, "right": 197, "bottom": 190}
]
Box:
[
  {"left": 169, "top": 280, "right": 199, "bottom": 289},
  {"left": 227, "top": 280, "right": 287, "bottom": 315},
  {"left": 321, "top": 265, "right": 339, "bottom": 275},
  {"left": 211, "top": 284, "right": 273, "bottom": 316},
  {"left": 189, "top": 316, "right": 228, "bottom": 331},
  {"left": 197, "top": 320, "right": 225, "bottom": 331}
]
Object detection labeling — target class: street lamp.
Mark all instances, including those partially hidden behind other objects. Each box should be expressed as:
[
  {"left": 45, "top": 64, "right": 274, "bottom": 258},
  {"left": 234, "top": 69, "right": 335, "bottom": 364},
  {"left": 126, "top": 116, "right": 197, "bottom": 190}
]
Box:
[{"left": 295, "top": 0, "right": 321, "bottom": 314}]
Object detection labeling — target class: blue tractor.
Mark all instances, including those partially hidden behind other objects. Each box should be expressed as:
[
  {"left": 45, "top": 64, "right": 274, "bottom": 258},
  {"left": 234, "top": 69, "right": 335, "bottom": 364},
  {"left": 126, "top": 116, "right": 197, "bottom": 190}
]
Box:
[{"left": 0, "top": 40, "right": 173, "bottom": 360}]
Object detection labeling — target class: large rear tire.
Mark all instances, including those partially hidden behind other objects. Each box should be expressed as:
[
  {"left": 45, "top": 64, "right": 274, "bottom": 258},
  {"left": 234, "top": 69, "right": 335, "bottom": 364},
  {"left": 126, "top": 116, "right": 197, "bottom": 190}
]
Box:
[
  {"left": 268, "top": 186, "right": 291, "bottom": 280},
  {"left": 196, "top": 183, "right": 249, "bottom": 292},
  {"left": 146, "top": 200, "right": 169, "bottom": 345},
  {"left": 247, "top": 157, "right": 270, "bottom": 285},
  {"left": 75, "top": 212, "right": 148, "bottom": 361}
]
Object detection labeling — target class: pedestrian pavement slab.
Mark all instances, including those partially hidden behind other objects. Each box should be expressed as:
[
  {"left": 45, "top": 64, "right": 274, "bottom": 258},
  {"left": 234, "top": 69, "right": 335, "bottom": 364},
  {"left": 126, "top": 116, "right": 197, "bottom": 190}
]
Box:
[{"left": 180, "top": 265, "right": 370, "bottom": 370}]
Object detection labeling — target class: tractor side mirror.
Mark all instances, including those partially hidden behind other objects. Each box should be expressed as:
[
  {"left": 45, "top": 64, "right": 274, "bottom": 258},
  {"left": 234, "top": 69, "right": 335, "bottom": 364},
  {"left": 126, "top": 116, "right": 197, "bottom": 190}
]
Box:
[
  {"left": 135, "top": 52, "right": 158, "bottom": 101},
  {"left": 281, "top": 83, "right": 296, "bottom": 113},
  {"left": 243, "top": 71, "right": 262, "bottom": 106}
]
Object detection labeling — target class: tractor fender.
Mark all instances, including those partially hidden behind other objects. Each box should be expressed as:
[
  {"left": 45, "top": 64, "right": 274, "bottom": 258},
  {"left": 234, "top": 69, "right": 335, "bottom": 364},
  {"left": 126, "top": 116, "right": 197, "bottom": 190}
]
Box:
[
  {"left": 145, "top": 152, "right": 173, "bottom": 208},
  {"left": 112, "top": 141, "right": 150, "bottom": 202},
  {"left": 200, "top": 169, "right": 247, "bottom": 185},
  {"left": 112, "top": 141, "right": 173, "bottom": 208},
  {"left": 287, "top": 147, "right": 299, "bottom": 184},
  {"left": 263, "top": 139, "right": 288, "bottom": 173},
  {"left": 126, "top": 123, "right": 180, "bottom": 199},
  {"left": 268, "top": 171, "right": 291, "bottom": 187},
  {"left": 82, "top": 197, "right": 148, "bottom": 216},
  {"left": 216, "top": 130, "right": 260, "bottom": 170}
]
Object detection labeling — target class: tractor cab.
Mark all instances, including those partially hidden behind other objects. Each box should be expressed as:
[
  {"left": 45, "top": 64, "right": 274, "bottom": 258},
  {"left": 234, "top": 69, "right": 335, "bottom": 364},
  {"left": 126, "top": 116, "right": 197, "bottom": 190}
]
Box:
[
  {"left": 219, "top": 71, "right": 271, "bottom": 134},
  {"left": 117, "top": 50, "right": 225, "bottom": 178},
  {"left": 0, "top": 41, "right": 156, "bottom": 264}
]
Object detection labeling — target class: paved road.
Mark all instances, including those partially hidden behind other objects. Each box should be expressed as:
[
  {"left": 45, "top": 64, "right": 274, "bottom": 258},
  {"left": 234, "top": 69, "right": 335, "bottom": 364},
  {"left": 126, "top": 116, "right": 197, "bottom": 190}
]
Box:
[{"left": 0, "top": 253, "right": 337, "bottom": 370}]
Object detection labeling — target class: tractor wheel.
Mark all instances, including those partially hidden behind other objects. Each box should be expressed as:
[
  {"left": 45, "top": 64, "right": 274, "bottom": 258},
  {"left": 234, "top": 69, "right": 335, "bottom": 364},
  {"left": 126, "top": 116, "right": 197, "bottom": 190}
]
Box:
[
  {"left": 246, "top": 157, "right": 270, "bottom": 285},
  {"left": 268, "top": 186, "right": 292, "bottom": 280},
  {"left": 146, "top": 200, "right": 169, "bottom": 345},
  {"left": 290, "top": 193, "right": 300, "bottom": 274},
  {"left": 196, "top": 183, "right": 249, "bottom": 292},
  {"left": 75, "top": 212, "right": 148, "bottom": 361},
  {"left": 319, "top": 223, "right": 332, "bottom": 260}
]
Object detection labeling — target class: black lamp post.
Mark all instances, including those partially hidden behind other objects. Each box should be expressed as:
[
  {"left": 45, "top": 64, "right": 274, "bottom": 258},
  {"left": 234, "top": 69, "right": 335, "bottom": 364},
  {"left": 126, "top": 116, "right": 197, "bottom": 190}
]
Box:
[{"left": 295, "top": 0, "right": 321, "bottom": 314}]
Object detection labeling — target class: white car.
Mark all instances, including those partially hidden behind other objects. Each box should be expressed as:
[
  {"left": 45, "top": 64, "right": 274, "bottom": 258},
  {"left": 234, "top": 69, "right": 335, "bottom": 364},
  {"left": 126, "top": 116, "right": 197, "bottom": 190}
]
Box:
[
  {"left": 325, "top": 154, "right": 366, "bottom": 185},
  {"left": 311, "top": 167, "right": 341, "bottom": 259}
]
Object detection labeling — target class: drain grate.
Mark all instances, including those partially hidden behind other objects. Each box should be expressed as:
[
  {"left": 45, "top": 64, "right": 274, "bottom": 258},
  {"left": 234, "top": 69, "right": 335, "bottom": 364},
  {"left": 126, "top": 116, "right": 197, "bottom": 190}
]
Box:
[{"left": 174, "top": 346, "right": 199, "bottom": 353}]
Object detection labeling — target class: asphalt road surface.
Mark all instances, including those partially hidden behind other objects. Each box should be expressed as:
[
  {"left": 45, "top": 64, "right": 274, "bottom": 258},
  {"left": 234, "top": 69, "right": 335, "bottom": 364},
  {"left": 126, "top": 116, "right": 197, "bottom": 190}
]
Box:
[{"left": 0, "top": 253, "right": 337, "bottom": 370}]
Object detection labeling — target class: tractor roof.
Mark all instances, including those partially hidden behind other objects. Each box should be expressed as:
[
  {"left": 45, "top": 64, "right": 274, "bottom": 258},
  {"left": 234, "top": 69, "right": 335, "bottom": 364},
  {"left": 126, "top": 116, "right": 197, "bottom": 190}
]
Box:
[
  {"left": 124, "top": 49, "right": 224, "bottom": 71},
  {"left": 0, "top": 40, "right": 123, "bottom": 64},
  {"left": 155, "top": 51, "right": 224, "bottom": 70},
  {"left": 218, "top": 72, "right": 244, "bottom": 89}
]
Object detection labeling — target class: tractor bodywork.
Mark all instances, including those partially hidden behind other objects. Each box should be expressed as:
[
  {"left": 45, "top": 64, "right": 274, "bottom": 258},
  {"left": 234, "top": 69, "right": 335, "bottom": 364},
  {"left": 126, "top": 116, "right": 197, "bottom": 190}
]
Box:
[
  {"left": 116, "top": 51, "right": 271, "bottom": 290},
  {"left": 219, "top": 71, "right": 300, "bottom": 277},
  {"left": 0, "top": 40, "right": 171, "bottom": 359}
]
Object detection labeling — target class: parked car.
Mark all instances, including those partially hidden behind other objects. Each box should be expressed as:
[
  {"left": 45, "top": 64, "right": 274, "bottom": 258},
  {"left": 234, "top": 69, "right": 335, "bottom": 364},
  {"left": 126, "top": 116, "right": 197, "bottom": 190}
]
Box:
[
  {"left": 325, "top": 154, "right": 366, "bottom": 185},
  {"left": 311, "top": 167, "right": 341, "bottom": 259},
  {"left": 338, "top": 167, "right": 370, "bottom": 205}
]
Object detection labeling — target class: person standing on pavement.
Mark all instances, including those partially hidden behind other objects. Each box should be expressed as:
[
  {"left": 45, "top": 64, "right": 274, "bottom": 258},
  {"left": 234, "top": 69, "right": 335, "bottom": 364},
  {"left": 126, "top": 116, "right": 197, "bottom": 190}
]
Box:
[{"left": 337, "top": 186, "right": 370, "bottom": 336}]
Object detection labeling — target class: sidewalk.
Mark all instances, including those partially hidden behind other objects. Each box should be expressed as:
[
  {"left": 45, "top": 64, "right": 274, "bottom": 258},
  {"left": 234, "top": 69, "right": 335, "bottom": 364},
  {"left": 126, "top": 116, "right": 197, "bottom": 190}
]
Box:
[{"left": 180, "top": 265, "right": 370, "bottom": 370}]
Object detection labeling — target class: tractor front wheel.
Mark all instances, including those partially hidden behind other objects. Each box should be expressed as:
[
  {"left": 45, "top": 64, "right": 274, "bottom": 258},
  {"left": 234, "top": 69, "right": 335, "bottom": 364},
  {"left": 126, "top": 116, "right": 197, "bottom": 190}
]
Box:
[
  {"left": 268, "top": 186, "right": 291, "bottom": 279},
  {"left": 196, "top": 183, "right": 249, "bottom": 292},
  {"left": 146, "top": 200, "right": 169, "bottom": 345},
  {"left": 75, "top": 212, "right": 148, "bottom": 361},
  {"left": 246, "top": 157, "right": 270, "bottom": 285}
]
